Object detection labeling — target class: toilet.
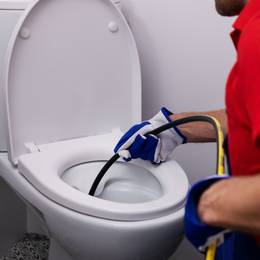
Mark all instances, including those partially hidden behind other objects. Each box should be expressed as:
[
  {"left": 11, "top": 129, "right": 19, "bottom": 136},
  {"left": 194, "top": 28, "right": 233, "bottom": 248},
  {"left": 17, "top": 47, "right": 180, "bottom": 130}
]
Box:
[{"left": 0, "top": 0, "right": 189, "bottom": 259}]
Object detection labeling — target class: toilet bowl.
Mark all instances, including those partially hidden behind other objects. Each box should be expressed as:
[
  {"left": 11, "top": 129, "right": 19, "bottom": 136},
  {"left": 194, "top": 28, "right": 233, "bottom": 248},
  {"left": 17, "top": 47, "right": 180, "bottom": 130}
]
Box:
[
  {"left": 17, "top": 132, "right": 188, "bottom": 259},
  {"left": 0, "top": 0, "right": 189, "bottom": 259}
]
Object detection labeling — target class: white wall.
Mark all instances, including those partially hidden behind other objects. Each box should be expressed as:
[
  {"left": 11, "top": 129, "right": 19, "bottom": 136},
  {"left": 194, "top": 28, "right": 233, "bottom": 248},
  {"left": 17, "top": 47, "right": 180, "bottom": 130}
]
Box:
[
  {"left": 121, "top": 0, "right": 235, "bottom": 259},
  {"left": 0, "top": 8, "right": 27, "bottom": 257},
  {"left": 0, "top": 177, "right": 26, "bottom": 256}
]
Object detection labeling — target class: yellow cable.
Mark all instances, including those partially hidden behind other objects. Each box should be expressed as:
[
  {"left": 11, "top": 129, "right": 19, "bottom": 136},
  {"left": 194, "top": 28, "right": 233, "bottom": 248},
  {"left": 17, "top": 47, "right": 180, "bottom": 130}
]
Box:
[
  {"left": 205, "top": 116, "right": 225, "bottom": 260},
  {"left": 206, "top": 244, "right": 218, "bottom": 260}
]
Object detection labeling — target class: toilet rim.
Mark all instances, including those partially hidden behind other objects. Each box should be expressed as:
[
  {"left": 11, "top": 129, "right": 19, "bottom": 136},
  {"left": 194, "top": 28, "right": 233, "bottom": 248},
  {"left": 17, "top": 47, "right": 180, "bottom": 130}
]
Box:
[{"left": 18, "top": 133, "right": 189, "bottom": 221}]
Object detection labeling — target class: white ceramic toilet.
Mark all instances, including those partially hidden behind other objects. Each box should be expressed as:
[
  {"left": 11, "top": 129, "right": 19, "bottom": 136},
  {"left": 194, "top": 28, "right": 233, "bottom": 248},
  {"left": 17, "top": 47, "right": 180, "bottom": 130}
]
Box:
[{"left": 0, "top": 0, "right": 189, "bottom": 259}]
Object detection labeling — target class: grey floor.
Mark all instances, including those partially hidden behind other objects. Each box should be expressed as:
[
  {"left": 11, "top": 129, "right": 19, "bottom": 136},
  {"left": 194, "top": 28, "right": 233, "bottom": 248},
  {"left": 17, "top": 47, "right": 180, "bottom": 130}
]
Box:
[{"left": 172, "top": 239, "right": 203, "bottom": 260}]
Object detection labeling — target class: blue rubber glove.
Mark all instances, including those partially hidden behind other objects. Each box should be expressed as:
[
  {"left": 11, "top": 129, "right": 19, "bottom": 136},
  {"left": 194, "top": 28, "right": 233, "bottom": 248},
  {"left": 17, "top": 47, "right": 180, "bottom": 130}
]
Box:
[
  {"left": 114, "top": 107, "right": 186, "bottom": 164},
  {"left": 184, "top": 175, "right": 231, "bottom": 252}
]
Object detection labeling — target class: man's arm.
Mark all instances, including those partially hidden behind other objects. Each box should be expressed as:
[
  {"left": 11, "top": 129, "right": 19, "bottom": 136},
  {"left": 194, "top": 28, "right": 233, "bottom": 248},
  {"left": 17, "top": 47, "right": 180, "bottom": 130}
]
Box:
[
  {"left": 173, "top": 108, "right": 260, "bottom": 235},
  {"left": 170, "top": 109, "right": 227, "bottom": 143},
  {"left": 198, "top": 174, "right": 260, "bottom": 235}
]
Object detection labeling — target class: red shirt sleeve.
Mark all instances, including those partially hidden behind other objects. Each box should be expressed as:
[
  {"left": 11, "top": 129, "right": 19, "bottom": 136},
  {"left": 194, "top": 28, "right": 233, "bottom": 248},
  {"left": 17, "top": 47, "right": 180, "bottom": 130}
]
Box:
[{"left": 238, "top": 18, "right": 260, "bottom": 146}]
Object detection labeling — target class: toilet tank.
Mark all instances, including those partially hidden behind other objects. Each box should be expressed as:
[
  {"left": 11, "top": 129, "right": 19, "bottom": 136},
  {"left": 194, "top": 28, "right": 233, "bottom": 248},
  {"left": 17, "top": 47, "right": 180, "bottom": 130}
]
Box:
[{"left": 0, "top": 0, "right": 33, "bottom": 151}]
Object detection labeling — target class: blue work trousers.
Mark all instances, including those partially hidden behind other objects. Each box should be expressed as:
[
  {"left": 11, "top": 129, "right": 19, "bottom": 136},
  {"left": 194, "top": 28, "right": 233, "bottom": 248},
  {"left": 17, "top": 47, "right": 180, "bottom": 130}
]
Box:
[{"left": 215, "top": 233, "right": 260, "bottom": 260}]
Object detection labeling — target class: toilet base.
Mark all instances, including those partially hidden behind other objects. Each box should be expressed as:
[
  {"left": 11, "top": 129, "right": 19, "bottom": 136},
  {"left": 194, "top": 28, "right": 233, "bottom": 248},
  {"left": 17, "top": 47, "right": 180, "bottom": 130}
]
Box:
[{"left": 49, "top": 238, "right": 74, "bottom": 260}]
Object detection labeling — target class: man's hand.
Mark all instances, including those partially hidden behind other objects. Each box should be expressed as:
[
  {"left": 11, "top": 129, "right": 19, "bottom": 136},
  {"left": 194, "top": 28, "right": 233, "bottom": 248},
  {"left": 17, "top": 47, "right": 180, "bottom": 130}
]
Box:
[
  {"left": 198, "top": 175, "right": 260, "bottom": 235},
  {"left": 114, "top": 107, "right": 186, "bottom": 164}
]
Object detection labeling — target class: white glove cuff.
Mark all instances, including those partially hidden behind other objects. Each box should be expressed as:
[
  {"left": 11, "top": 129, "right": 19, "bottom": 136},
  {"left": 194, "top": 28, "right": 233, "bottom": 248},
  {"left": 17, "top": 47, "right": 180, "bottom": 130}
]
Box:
[{"left": 150, "top": 109, "right": 186, "bottom": 145}]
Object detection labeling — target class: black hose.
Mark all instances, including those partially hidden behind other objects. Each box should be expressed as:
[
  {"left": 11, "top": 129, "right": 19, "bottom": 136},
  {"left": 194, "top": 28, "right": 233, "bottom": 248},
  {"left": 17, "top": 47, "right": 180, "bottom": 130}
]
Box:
[{"left": 89, "top": 116, "right": 221, "bottom": 196}]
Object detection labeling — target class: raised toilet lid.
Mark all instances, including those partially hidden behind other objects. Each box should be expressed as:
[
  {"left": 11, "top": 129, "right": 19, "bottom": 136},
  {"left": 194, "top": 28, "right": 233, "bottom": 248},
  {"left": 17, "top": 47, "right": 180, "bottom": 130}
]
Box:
[{"left": 2, "top": 0, "right": 141, "bottom": 165}]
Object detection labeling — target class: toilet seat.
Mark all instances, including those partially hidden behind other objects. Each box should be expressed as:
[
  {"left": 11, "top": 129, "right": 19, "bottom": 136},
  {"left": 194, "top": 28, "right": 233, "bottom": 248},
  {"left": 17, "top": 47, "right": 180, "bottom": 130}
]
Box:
[{"left": 18, "top": 131, "right": 189, "bottom": 221}]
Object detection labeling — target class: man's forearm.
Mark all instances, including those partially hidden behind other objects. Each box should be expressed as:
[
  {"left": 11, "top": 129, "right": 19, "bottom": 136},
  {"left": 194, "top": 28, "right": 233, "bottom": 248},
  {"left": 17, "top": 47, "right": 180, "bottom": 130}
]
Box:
[
  {"left": 170, "top": 109, "right": 227, "bottom": 143},
  {"left": 199, "top": 174, "right": 260, "bottom": 235}
]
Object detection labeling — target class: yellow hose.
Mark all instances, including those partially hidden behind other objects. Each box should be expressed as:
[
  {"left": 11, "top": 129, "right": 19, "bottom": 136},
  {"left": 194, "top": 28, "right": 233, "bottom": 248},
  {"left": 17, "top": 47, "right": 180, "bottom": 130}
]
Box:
[
  {"left": 206, "top": 244, "right": 218, "bottom": 260},
  {"left": 205, "top": 116, "right": 225, "bottom": 260}
]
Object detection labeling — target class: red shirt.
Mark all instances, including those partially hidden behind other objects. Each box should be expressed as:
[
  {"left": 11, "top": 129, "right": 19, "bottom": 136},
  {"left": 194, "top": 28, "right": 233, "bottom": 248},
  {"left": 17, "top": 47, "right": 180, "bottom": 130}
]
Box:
[{"left": 226, "top": 0, "right": 260, "bottom": 177}]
